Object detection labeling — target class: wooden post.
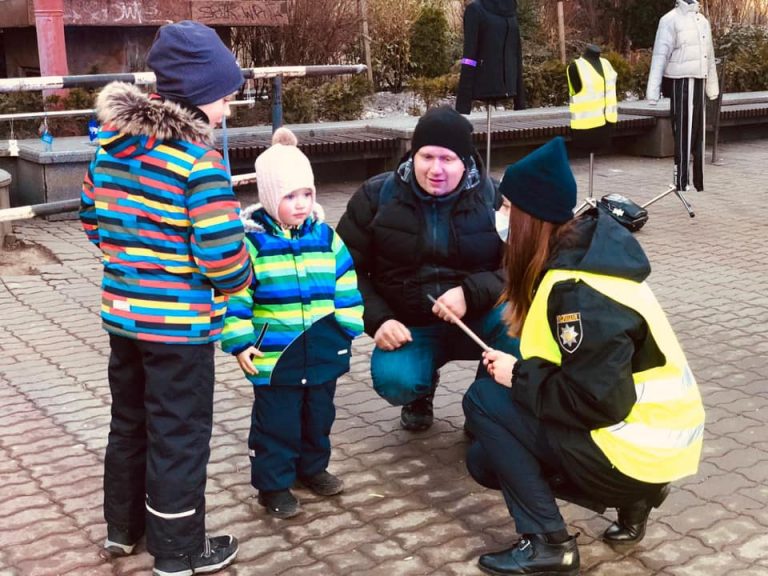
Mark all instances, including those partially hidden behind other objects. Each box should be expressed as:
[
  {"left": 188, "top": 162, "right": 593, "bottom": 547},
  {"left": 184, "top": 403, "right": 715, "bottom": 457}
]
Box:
[
  {"left": 359, "top": 0, "right": 374, "bottom": 85},
  {"left": 557, "top": 1, "right": 566, "bottom": 65}
]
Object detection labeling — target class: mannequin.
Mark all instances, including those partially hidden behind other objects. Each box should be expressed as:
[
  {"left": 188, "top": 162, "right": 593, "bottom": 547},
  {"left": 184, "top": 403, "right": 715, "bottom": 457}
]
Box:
[
  {"left": 567, "top": 44, "right": 618, "bottom": 210},
  {"left": 455, "top": 0, "right": 526, "bottom": 114},
  {"left": 647, "top": 0, "right": 719, "bottom": 193},
  {"left": 567, "top": 44, "right": 617, "bottom": 153}
]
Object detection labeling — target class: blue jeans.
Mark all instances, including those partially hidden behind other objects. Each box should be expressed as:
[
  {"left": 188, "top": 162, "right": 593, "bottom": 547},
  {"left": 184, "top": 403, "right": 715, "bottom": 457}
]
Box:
[{"left": 371, "top": 305, "right": 520, "bottom": 406}]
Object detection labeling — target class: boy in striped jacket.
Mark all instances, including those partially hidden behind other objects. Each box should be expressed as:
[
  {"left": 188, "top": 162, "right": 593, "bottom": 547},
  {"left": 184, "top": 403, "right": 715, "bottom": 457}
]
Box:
[
  {"left": 80, "top": 21, "right": 251, "bottom": 576},
  {"left": 221, "top": 128, "right": 363, "bottom": 519}
]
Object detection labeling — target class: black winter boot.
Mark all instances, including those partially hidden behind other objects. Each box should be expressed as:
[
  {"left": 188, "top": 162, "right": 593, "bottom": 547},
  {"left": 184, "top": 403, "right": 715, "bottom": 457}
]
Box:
[
  {"left": 478, "top": 533, "right": 579, "bottom": 576},
  {"left": 299, "top": 471, "right": 344, "bottom": 496},
  {"left": 400, "top": 373, "right": 439, "bottom": 432},
  {"left": 603, "top": 484, "right": 670, "bottom": 545},
  {"left": 258, "top": 489, "right": 301, "bottom": 519}
]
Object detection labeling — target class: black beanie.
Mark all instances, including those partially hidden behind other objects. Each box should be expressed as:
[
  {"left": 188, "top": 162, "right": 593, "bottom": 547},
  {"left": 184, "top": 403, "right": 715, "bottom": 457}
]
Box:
[
  {"left": 146, "top": 21, "right": 244, "bottom": 107},
  {"left": 499, "top": 137, "right": 577, "bottom": 223},
  {"left": 411, "top": 106, "right": 475, "bottom": 165}
]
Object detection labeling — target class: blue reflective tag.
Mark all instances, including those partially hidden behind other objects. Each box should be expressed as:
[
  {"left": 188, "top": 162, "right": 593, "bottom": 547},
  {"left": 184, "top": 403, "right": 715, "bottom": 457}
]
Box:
[{"left": 88, "top": 118, "right": 99, "bottom": 141}]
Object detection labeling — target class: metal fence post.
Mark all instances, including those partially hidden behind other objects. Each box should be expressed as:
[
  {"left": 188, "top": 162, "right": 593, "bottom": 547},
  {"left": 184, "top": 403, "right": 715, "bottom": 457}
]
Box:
[
  {"left": 0, "top": 169, "right": 12, "bottom": 248},
  {"left": 272, "top": 75, "right": 283, "bottom": 133}
]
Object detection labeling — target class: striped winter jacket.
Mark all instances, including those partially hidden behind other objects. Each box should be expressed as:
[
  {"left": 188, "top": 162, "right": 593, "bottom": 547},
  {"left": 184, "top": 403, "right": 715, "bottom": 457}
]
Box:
[
  {"left": 220, "top": 204, "right": 364, "bottom": 386},
  {"left": 80, "top": 82, "right": 253, "bottom": 344}
]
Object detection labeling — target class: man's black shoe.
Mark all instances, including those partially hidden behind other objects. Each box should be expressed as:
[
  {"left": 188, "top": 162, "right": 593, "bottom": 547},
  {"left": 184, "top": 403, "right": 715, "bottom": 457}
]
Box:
[
  {"left": 400, "top": 392, "right": 435, "bottom": 431},
  {"left": 400, "top": 373, "right": 439, "bottom": 431},
  {"left": 258, "top": 489, "right": 301, "bottom": 519},
  {"left": 603, "top": 484, "right": 670, "bottom": 545},
  {"left": 299, "top": 471, "right": 344, "bottom": 496},
  {"left": 478, "top": 533, "right": 579, "bottom": 576},
  {"left": 152, "top": 534, "right": 238, "bottom": 576}
]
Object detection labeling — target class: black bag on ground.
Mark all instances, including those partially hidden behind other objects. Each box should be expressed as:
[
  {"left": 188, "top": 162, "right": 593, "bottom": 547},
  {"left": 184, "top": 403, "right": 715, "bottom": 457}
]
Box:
[{"left": 599, "top": 193, "right": 648, "bottom": 232}]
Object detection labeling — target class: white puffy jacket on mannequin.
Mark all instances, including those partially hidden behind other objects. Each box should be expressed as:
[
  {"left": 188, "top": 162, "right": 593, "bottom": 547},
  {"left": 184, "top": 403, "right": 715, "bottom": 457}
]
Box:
[{"left": 646, "top": 0, "right": 719, "bottom": 103}]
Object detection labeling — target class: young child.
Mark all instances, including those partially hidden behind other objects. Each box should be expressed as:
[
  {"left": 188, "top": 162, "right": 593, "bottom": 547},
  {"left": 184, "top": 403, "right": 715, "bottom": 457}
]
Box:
[
  {"left": 221, "top": 127, "right": 364, "bottom": 519},
  {"left": 80, "top": 20, "right": 251, "bottom": 575}
]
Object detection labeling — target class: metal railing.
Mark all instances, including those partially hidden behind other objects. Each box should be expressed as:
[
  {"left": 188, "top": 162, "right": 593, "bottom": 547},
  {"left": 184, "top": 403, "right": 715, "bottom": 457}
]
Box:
[
  {"left": 0, "top": 65, "right": 367, "bottom": 93},
  {"left": 0, "top": 171, "right": 259, "bottom": 224},
  {"left": 0, "top": 63, "right": 366, "bottom": 229},
  {"left": 0, "top": 64, "right": 367, "bottom": 133},
  {"left": 0, "top": 99, "right": 257, "bottom": 123}
]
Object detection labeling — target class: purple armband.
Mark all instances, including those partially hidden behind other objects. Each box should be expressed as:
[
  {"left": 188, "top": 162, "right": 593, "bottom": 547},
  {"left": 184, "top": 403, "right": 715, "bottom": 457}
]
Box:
[{"left": 460, "top": 58, "right": 477, "bottom": 67}]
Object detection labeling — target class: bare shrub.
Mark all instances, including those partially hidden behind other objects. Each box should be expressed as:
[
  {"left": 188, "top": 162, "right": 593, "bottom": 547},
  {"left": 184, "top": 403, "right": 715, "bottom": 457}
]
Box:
[
  {"left": 231, "top": 0, "right": 361, "bottom": 68},
  {"left": 367, "top": 0, "right": 420, "bottom": 91},
  {"left": 702, "top": 0, "right": 768, "bottom": 36}
]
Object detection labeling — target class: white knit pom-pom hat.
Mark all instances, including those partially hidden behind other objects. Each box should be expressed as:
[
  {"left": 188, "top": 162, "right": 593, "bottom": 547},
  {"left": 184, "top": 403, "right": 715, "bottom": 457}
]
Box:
[{"left": 255, "top": 127, "right": 316, "bottom": 221}]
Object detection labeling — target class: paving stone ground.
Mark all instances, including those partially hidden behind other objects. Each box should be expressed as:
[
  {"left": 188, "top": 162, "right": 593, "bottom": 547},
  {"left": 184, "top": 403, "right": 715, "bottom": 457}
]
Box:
[{"left": 1, "top": 139, "right": 767, "bottom": 575}]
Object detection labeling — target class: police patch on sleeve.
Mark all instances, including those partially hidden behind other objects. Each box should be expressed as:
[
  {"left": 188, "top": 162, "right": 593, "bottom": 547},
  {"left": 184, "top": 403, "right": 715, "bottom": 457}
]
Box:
[{"left": 556, "top": 312, "right": 582, "bottom": 353}]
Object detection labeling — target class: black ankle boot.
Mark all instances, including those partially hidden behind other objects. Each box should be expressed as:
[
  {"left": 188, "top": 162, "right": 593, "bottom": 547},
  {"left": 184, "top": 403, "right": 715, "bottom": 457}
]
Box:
[
  {"left": 400, "top": 373, "right": 439, "bottom": 432},
  {"left": 603, "top": 484, "right": 670, "bottom": 545},
  {"left": 478, "top": 533, "right": 579, "bottom": 576}
]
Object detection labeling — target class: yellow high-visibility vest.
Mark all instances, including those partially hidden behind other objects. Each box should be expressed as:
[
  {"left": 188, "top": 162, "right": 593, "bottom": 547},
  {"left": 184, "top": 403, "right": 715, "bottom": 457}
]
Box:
[
  {"left": 568, "top": 57, "right": 618, "bottom": 129},
  {"left": 520, "top": 269, "right": 705, "bottom": 484}
]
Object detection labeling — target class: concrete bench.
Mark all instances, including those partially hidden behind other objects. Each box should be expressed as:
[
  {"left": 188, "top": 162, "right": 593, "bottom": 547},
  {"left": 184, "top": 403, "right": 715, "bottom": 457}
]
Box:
[
  {"left": 1, "top": 92, "right": 765, "bottom": 208},
  {"left": 618, "top": 91, "right": 768, "bottom": 157}
]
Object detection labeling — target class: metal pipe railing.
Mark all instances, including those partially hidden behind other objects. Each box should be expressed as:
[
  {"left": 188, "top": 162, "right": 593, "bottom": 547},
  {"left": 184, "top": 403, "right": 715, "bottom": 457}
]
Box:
[
  {"left": 0, "top": 65, "right": 367, "bottom": 93},
  {"left": 0, "top": 171, "right": 259, "bottom": 223},
  {"left": 0, "top": 99, "right": 256, "bottom": 122}
]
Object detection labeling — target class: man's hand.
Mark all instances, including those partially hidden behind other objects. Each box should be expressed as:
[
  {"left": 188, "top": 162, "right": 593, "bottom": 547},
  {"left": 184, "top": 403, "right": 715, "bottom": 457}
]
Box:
[
  {"left": 483, "top": 349, "right": 516, "bottom": 388},
  {"left": 374, "top": 319, "right": 412, "bottom": 351},
  {"left": 237, "top": 346, "right": 264, "bottom": 375},
  {"left": 432, "top": 286, "right": 467, "bottom": 322}
]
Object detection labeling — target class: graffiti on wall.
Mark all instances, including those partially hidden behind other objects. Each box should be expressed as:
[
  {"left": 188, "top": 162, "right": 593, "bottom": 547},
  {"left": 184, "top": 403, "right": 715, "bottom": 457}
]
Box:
[
  {"left": 63, "top": 0, "right": 184, "bottom": 25},
  {"left": 62, "top": 0, "right": 287, "bottom": 26},
  {"left": 191, "top": 1, "right": 288, "bottom": 26}
]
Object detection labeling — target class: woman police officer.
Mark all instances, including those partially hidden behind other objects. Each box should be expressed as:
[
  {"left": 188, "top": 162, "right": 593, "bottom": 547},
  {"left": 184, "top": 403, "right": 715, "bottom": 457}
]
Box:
[{"left": 462, "top": 137, "right": 705, "bottom": 576}]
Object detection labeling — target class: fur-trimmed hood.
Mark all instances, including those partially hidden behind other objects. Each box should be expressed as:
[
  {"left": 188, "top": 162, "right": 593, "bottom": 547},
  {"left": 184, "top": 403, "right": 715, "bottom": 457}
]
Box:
[
  {"left": 94, "top": 82, "right": 214, "bottom": 156},
  {"left": 241, "top": 202, "right": 326, "bottom": 234}
]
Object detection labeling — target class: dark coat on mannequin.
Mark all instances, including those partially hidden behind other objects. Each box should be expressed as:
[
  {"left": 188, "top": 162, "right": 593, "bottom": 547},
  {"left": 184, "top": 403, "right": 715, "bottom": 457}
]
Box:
[
  {"left": 455, "top": 0, "right": 526, "bottom": 114},
  {"left": 567, "top": 44, "right": 614, "bottom": 153}
]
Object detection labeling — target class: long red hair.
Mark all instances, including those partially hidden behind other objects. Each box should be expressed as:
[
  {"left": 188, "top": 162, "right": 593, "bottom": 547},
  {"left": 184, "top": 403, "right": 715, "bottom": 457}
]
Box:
[{"left": 501, "top": 204, "right": 574, "bottom": 336}]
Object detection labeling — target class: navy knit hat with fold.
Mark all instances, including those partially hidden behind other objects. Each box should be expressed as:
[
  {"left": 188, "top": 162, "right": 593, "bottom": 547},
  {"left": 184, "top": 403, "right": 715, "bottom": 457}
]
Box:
[
  {"left": 411, "top": 106, "right": 474, "bottom": 166},
  {"left": 499, "top": 137, "right": 577, "bottom": 223},
  {"left": 146, "top": 20, "right": 244, "bottom": 106}
]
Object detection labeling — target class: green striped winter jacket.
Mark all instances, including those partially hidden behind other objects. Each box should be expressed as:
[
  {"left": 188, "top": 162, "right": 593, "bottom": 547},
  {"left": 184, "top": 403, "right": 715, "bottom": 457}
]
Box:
[{"left": 221, "top": 204, "right": 364, "bottom": 386}]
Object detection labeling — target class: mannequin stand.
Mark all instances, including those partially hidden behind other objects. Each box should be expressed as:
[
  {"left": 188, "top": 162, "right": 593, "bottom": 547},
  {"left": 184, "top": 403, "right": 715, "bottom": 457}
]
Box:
[
  {"left": 486, "top": 104, "right": 492, "bottom": 172},
  {"left": 574, "top": 153, "right": 596, "bottom": 214},
  {"left": 641, "top": 184, "right": 695, "bottom": 218}
]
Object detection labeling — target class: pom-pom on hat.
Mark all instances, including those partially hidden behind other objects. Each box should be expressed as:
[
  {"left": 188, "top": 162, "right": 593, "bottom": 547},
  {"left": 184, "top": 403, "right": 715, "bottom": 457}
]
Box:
[
  {"left": 411, "top": 106, "right": 475, "bottom": 166},
  {"left": 255, "top": 127, "right": 316, "bottom": 221},
  {"left": 498, "top": 137, "right": 577, "bottom": 223},
  {"left": 146, "top": 20, "right": 244, "bottom": 106}
]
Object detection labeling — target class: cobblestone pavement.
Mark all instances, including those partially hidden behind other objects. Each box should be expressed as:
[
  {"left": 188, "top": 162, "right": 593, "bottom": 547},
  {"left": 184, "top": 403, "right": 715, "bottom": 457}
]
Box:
[{"left": 1, "top": 139, "right": 767, "bottom": 576}]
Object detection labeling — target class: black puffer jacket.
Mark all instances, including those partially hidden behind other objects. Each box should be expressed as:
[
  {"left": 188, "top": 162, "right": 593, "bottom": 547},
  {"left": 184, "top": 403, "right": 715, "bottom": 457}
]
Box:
[
  {"left": 456, "top": 0, "right": 526, "bottom": 113},
  {"left": 336, "top": 153, "right": 504, "bottom": 337}
]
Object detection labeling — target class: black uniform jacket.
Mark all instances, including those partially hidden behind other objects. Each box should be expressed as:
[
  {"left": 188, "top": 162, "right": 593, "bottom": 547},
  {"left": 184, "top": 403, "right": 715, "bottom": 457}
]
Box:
[
  {"left": 336, "top": 153, "right": 504, "bottom": 337},
  {"left": 513, "top": 208, "right": 664, "bottom": 429},
  {"left": 513, "top": 209, "right": 668, "bottom": 497},
  {"left": 456, "top": 0, "right": 527, "bottom": 113}
]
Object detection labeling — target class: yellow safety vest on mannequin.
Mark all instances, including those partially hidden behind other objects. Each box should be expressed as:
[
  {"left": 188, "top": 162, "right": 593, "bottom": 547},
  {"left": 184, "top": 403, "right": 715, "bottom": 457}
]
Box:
[
  {"left": 520, "top": 269, "right": 705, "bottom": 484},
  {"left": 568, "top": 57, "right": 618, "bottom": 129}
]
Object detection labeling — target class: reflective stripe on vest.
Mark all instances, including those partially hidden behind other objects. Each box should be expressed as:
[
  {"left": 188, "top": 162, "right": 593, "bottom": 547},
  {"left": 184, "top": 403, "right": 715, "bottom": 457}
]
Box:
[
  {"left": 520, "top": 269, "right": 705, "bottom": 483},
  {"left": 568, "top": 57, "right": 618, "bottom": 129}
]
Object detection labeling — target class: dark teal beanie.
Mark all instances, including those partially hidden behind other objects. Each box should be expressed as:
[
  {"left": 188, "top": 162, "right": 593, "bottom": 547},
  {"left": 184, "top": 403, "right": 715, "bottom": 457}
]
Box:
[
  {"left": 499, "top": 137, "right": 577, "bottom": 223},
  {"left": 147, "top": 21, "right": 244, "bottom": 106}
]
